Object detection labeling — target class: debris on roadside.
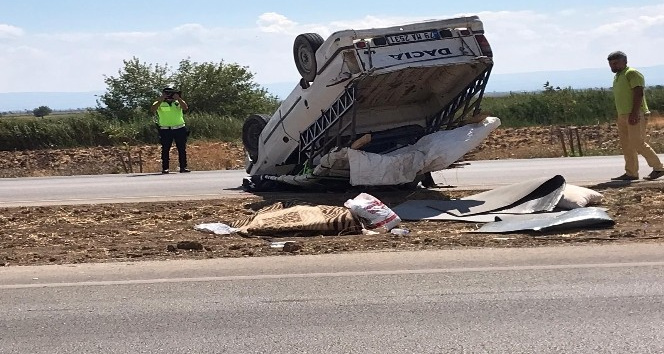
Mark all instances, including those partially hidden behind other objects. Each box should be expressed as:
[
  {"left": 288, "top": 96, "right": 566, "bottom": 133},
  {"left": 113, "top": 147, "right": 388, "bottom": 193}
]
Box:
[
  {"left": 268, "top": 241, "right": 302, "bottom": 253},
  {"left": 192, "top": 176, "right": 611, "bottom": 244},
  {"left": 176, "top": 241, "right": 204, "bottom": 251},
  {"left": 344, "top": 193, "right": 401, "bottom": 231},
  {"left": 194, "top": 223, "right": 238, "bottom": 235},
  {"left": 393, "top": 175, "right": 567, "bottom": 222},
  {"left": 392, "top": 175, "right": 611, "bottom": 234},
  {"left": 557, "top": 184, "right": 604, "bottom": 209},
  {"left": 194, "top": 193, "right": 405, "bottom": 239},
  {"left": 390, "top": 228, "right": 410, "bottom": 236},
  {"left": 473, "top": 207, "right": 614, "bottom": 234},
  {"left": 270, "top": 241, "right": 293, "bottom": 249},
  {"left": 229, "top": 202, "right": 362, "bottom": 237},
  {"left": 282, "top": 242, "right": 302, "bottom": 253}
]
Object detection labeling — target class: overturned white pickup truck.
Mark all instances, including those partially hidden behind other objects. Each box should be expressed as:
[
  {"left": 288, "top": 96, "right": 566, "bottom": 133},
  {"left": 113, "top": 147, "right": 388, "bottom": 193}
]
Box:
[{"left": 242, "top": 15, "right": 500, "bottom": 191}]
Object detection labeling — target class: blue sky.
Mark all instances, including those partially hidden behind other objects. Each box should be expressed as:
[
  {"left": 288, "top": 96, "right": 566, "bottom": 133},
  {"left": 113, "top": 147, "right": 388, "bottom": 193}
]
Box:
[{"left": 1, "top": 0, "right": 664, "bottom": 93}]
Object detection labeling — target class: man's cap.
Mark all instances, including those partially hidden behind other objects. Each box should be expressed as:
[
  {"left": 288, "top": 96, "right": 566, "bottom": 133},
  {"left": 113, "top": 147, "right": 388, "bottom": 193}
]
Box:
[{"left": 607, "top": 51, "right": 627, "bottom": 60}]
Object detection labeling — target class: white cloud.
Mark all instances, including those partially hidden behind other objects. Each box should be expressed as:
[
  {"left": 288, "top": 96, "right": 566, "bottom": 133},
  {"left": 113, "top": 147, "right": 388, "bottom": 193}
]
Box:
[
  {"left": 2, "top": 5, "right": 664, "bottom": 93},
  {"left": 257, "top": 12, "right": 298, "bottom": 33},
  {"left": 104, "top": 31, "right": 159, "bottom": 43},
  {"left": 0, "top": 24, "right": 24, "bottom": 39},
  {"left": 557, "top": 9, "right": 577, "bottom": 17},
  {"left": 477, "top": 6, "right": 664, "bottom": 74},
  {"left": 173, "top": 23, "right": 208, "bottom": 34}
]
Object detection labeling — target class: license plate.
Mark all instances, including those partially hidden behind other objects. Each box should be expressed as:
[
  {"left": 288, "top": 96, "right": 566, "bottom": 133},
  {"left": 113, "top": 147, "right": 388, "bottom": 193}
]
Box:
[{"left": 386, "top": 30, "right": 440, "bottom": 44}]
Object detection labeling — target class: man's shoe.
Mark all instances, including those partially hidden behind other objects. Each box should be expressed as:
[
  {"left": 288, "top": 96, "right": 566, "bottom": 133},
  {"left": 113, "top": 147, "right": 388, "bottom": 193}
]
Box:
[
  {"left": 610, "top": 174, "right": 638, "bottom": 181},
  {"left": 644, "top": 170, "right": 664, "bottom": 180},
  {"left": 180, "top": 168, "right": 191, "bottom": 173},
  {"left": 161, "top": 169, "right": 169, "bottom": 174}
]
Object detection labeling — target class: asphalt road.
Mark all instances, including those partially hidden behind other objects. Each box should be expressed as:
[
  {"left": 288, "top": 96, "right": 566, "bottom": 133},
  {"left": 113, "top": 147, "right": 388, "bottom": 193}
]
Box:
[
  {"left": 1, "top": 244, "right": 663, "bottom": 353},
  {"left": 2, "top": 154, "right": 662, "bottom": 207}
]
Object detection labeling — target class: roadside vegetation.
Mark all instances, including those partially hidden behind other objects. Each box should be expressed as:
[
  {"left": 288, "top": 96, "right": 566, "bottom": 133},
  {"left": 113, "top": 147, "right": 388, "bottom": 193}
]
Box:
[
  {"left": 0, "top": 57, "right": 276, "bottom": 151},
  {"left": 481, "top": 83, "right": 664, "bottom": 127},
  {"left": 1, "top": 68, "right": 663, "bottom": 151}
]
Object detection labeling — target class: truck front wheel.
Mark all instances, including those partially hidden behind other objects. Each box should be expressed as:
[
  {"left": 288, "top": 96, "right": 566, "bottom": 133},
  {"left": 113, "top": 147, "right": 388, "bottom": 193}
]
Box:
[
  {"left": 242, "top": 114, "right": 270, "bottom": 162},
  {"left": 293, "top": 33, "right": 324, "bottom": 82}
]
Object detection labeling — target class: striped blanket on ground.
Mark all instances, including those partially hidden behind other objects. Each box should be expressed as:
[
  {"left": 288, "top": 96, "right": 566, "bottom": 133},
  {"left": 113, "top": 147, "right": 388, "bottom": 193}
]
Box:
[{"left": 230, "top": 200, "right": 362, "bottom": 237}]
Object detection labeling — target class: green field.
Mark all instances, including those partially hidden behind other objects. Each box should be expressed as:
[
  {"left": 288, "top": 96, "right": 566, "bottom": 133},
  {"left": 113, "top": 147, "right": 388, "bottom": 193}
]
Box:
[{"left": 2, "top": 86, "right": 663, "bottom": 151}]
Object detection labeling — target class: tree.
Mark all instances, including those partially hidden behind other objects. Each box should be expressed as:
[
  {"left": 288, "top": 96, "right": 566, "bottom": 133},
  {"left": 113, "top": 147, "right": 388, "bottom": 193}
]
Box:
[
  {"left": 33, "top": 106, "right": 53, "bottom": 118},
  {"left": 96, "top": 57, "right": 279, "bottom": 121},
  {"left": 171, "top": 59, "right": 279, "bottom": 118},
  {"left": 543, "top": 81, "right": 561, "bottom": 93},
  {"left": 96, "top": 57, "right": 170, "bottom": 121}
]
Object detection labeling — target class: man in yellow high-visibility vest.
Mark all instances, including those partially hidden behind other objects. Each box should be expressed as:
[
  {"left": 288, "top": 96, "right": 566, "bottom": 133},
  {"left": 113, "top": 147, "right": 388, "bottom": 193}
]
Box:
[
  {"left": 607, "top": 51, "right": 664, "bottom": 181},
  {"left": 150, "top": 87, "right": 190, "bottom": 174}
]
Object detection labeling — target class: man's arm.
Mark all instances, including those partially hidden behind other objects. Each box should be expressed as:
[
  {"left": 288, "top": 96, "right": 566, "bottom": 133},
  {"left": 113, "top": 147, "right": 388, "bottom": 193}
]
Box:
[
  {"left": 150, "top": 98, "right": 163, "bottom": 113},
  {"left": 629, "top": 86, "right": 644, "bottom": 125},
  {"left": 173, "top": 93, "right": 188, "bottom": 111}
]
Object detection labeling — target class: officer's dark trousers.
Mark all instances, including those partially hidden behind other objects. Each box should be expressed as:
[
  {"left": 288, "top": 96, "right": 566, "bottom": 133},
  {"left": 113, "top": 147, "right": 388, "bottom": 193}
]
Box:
[{"left": 159, "top": 127, "right": 188, "bottom": 171}]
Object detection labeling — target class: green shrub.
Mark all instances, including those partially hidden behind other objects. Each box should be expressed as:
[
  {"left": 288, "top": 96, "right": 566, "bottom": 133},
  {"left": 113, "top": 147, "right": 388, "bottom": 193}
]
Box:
[
  {"left": 3, "top": 85, "right": 663, "bottom": 151},
  {"left": 647, "top": 85, "right": 664, "bottom": 113},
  {"left": 0, "top": 111, "right": 246, "bottom": 151},
  {"left": 127, "top": 112, "right": 244, "bottom": 144},
  {"left": 482, "top": 86, "right": 664, "bottom": 127},
  {"left": 185, "top": 113, "right": 243, "bottom": 141},
  {"left": 0, "top": 114, "right": 111, "bottom": 150}
]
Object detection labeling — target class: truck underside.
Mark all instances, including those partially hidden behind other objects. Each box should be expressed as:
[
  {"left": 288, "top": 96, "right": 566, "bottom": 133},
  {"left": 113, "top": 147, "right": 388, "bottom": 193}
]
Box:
[{"left": 296, "top": 61, "right": 493, "bottom": 170}]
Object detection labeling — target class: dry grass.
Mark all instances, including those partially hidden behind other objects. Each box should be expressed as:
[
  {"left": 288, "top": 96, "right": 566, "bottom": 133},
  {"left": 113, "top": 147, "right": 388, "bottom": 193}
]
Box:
[
  {"left": 470, "top": 117, "right": 664, "bottom": 160},
  {"left": 0, "top": 141, "right": 245, "bottom": 177},
  {"left": 2, "top": 119, "right": 664, "bottom": 177},
  {"left": 649, "top": 114, "right": 664, "bottom": 128},
  {"left": 186, "top": 141, "right": 245, "bottom": 171}
]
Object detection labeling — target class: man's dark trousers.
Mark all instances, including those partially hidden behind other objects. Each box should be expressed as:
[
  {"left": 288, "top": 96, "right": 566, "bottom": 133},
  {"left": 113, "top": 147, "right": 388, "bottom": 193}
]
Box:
[{"left": 159, "top": 127, "right": 188, "bottom": 171}]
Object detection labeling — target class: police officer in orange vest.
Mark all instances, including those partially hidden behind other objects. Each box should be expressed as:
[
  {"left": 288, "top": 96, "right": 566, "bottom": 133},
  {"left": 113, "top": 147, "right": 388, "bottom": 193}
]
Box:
[{"left": 150, "top": 87, "right": 190, "bottom": 174}]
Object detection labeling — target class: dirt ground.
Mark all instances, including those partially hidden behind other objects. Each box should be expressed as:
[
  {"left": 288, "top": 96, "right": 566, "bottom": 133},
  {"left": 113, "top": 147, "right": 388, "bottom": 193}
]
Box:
[{"left": 2, "top": 121, "right": 664, "bottom": 267}]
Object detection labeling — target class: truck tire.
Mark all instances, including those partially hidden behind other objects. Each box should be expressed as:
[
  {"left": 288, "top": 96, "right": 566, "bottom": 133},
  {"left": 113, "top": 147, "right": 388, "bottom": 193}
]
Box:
[
  {"left": 293, "top": 33, "right": 324, "bottom": 82},
  {"left": 242, "top": 114, "right": 270, "bottom": 162}
]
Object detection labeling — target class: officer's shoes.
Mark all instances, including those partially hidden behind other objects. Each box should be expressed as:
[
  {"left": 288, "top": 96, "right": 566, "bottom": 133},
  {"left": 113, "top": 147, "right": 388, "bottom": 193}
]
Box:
[
  {"left": 161, "top": 169, "right": 169, "bottom": 174},
  {"left": 180, "top": 168, "right": 191, "bottom": 173}
]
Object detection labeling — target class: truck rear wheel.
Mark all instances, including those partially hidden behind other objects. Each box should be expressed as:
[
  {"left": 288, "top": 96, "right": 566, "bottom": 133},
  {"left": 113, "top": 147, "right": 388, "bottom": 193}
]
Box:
[
  {"left": 293, "top": 33, "right": 324, "bottom": 82},
  {"left": 242, "top": 114, "right": 270, "bottom": 162}
]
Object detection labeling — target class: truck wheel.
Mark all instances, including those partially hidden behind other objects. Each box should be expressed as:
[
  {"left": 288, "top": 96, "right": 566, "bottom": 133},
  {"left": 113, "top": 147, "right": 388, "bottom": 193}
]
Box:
[
  {"left": 293, "top": 33, "right": 324, "bottom": 82},
  {"left": 242, "top": 114, "right": 270, "bottom": 162}
]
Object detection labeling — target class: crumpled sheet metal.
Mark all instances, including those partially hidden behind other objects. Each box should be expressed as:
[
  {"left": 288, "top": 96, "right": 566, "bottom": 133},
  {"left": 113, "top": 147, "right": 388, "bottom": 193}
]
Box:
[
  {"left": 405, "top": 211, "right": 571, "bottom": 223},
  {"left": 473, "top": 207, "right": 615, "bottom": 234},
  {"left": 393, "top": 175, "right": 566, "bottom": 221}
]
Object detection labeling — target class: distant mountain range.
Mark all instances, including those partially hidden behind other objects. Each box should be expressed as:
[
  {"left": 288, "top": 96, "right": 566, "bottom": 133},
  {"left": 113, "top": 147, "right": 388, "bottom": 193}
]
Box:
[
  {"left": 2, "top": 65, "right": 663, "bottom": 112},
  {"left": 262, "top": 65, "right": 664, "bottom": 99},
  {"left": 0, "top": 91, "right": 103, "bottom": 112},
  {"left": 487, "top": 65, "right": 664, "bottom": 93}
]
